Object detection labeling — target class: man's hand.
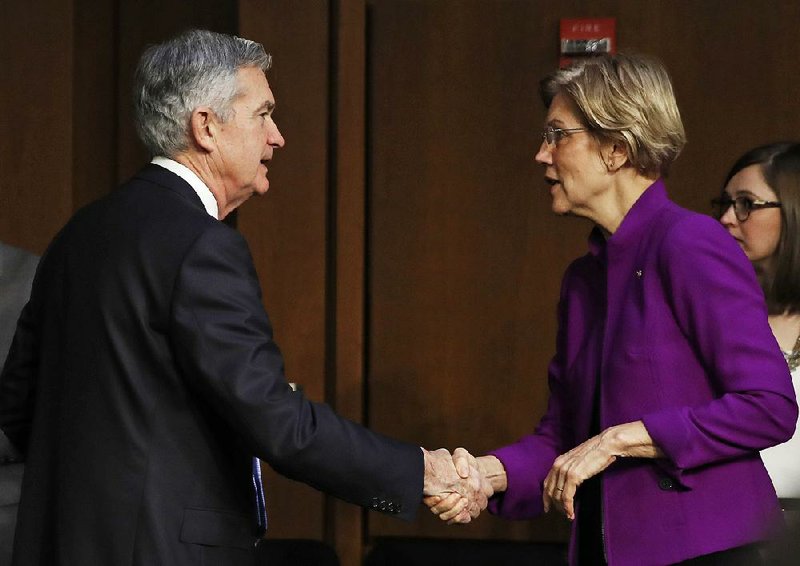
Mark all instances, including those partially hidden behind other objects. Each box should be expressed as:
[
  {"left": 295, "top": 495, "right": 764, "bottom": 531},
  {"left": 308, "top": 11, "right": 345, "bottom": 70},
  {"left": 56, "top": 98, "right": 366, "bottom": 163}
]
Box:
[{"left": 421, "top": 447, "right": 494, "bottom": 524}]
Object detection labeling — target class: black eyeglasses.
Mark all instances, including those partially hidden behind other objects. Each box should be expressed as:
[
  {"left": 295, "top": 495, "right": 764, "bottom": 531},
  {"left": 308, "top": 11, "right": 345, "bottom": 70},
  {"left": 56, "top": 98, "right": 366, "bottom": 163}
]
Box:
[
  {"left": 541, "top": 126, "right": 588, "bottom": 146},
  {"left": 711, "top": 195, "right": 781, "bottom": 222}
]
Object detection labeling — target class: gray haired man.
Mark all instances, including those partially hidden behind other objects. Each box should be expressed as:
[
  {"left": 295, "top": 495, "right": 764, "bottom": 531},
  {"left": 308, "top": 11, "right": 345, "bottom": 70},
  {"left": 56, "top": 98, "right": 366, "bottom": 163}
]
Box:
[{"left": 0, "top": 30, "right": 489, "bottom": 566}]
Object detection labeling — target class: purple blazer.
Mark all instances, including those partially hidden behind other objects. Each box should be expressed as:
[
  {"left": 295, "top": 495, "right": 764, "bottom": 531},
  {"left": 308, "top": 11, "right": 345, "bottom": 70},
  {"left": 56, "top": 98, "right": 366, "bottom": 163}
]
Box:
[{"left": 489, "top": 180, "right": 798, "bottom": 565}]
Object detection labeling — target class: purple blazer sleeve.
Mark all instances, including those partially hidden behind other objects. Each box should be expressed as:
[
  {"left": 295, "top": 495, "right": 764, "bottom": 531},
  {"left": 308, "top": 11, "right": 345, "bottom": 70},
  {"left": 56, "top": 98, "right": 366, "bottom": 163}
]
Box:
[
  {"left": 642, "top": 217, "right": 797, "bottom": 476},
  {"left": 487, "top": 270, "right": 575, "bottom": 519},
  {"left": 486, "top": 415, "right": 560, "bottom": 519}
]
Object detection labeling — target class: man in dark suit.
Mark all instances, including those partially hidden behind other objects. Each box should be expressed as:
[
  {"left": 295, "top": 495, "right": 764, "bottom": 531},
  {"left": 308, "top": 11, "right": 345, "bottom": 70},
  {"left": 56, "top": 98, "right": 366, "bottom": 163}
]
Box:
[
  {"left": 0, "top": 30, "right": 489, "bottom": 565},
  {"left": 0, "top": 242, "right": 37, "bottom": 566}
]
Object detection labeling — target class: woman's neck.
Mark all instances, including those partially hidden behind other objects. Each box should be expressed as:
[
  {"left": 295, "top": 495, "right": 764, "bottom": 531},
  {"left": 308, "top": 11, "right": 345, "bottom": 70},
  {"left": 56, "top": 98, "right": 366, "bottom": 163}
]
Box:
[
  {"left": 593, "top": 172, "right": 657, "bottom": 235},
  {"left": 752, "top": 256, "right": 776, "bottom": 281},
  {"left": 768, "top": 311, "right": 800, "bottom": 352}
]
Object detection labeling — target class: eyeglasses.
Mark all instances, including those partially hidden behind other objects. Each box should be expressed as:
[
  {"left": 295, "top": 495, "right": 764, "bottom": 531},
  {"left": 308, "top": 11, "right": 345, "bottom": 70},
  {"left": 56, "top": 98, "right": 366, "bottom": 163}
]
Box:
[
  {"left": 541, "top": 126, "right": 588, "bottom": 146},
  {"left": 711, "top": 195, "right": 781, "bottom": 222}
]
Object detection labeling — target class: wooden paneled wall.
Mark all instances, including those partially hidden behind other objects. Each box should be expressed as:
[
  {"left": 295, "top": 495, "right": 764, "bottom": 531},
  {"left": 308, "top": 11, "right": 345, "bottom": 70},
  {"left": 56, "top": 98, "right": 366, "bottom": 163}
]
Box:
[
  {"left": 238, "top": 0, "right": 332, "bottom": 545},
  {"left": 238, "top": 5, "right": 370, "bottom": 564},
  {"left": 1, "top": 0, "right": 75, "bottom": 253},
  {"left": 365, "top": 0, "right": 800, "bottom": 546},
  {"left": 366, "top": 0, "right": 579, "bottom": 543},
  {"left": 3, "top": 1, "right": 800, "bottom": 565},
  {"left": 0, "top": 0, "right": 237, "bottom": 255}
]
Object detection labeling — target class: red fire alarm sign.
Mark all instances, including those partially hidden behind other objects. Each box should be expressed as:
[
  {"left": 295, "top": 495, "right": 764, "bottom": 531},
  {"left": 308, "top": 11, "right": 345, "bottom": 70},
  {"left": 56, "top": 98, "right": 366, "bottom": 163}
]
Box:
[{"left": 559, "top": 18, "right": 616, "bottom": 68}]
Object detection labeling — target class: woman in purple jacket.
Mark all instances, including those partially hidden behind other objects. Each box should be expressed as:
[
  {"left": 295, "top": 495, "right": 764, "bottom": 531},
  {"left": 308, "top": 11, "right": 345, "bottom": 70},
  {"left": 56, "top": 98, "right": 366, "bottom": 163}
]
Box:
[{"left": 430, "top": 55, "right": 797, "bottom": 565}]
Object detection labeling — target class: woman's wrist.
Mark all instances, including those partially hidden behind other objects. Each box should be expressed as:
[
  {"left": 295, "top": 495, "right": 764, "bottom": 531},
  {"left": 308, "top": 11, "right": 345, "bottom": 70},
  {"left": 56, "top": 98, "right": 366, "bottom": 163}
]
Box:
[
  {"left": 477, "top": 455, "right": 508, "bottom": 493},
  {"left": 604, "top": 421, "right": 664, "bottom": 459}
]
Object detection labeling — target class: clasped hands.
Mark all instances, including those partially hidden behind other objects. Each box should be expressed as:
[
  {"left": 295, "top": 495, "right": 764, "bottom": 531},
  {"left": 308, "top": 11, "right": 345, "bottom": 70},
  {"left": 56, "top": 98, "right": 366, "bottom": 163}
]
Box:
[
  {"left": 422, "top": 439, "right": 613, "bottom": 525},
  {"left": 422, "top": 421, "right": 660, "bottom": 524},
  {"left": 421, "top": 447, "right": 498, "bottom": 524}
]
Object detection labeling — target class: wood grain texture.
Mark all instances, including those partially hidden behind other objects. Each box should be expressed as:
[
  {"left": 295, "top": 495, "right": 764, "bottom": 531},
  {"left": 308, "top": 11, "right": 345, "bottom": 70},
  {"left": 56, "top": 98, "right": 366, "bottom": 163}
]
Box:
[
  {"left": 327, "top": 1, "right": 369, "bottom": 565},
  {"left": 73, "top": 0, "right": 117, "bottom": 212},
  {"left": 239, "top": 0, "right": 331, "bottom": 542},
  {"left": 4, "top": 0, "right": 800, "bottom": 558},
  {"left": 366, "top": 0, "right": 800, "bottom": 543},
  {"left": 0, "top": 0, "right": 74, "bottom": 254}
]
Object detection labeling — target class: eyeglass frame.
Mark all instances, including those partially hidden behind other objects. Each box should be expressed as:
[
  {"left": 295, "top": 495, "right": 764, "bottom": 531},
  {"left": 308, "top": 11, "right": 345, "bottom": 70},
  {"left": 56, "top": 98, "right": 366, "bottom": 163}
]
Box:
[
  {"left": 541, "top": 126, "right": 589, "bottom": 146},
  {"left": 710, "top": 195, "right": 782, "bottom": 222}
]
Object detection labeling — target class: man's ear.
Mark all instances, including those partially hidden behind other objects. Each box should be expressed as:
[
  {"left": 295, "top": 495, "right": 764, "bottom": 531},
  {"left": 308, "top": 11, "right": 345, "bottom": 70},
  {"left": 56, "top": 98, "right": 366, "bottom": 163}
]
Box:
[{"left": 189, "top": 107, "right": 217, "bottom": 153}]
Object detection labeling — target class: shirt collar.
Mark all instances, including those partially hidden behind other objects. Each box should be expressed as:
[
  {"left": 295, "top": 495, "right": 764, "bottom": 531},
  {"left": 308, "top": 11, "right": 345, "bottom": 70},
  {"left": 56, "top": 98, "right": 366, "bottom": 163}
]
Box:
[{"left": 151, "top": 157, "right": 219, "bottom": 219}]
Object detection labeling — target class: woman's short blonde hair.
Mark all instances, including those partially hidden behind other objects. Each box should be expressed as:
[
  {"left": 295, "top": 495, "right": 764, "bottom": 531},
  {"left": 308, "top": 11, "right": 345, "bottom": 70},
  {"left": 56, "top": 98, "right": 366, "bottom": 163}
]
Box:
[{"left": 541, "top": 53, "right": 686, "bottom": 177}]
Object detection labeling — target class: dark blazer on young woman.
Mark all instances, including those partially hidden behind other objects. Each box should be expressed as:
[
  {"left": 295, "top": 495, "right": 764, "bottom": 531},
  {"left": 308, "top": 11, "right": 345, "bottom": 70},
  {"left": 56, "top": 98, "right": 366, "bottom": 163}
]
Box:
[{"left": 0, "top": 165, "right": 422, "bottom": 566}]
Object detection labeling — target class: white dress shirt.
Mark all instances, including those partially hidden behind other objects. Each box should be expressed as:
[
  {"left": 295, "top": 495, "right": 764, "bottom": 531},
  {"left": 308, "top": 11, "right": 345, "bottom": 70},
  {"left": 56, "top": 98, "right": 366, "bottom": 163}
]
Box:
[
  {"left": 761, "top": 365, "right": 800, "bottom": 498},
  {"left": 151, "top": 156, "right": 219, "bottom": 219}
]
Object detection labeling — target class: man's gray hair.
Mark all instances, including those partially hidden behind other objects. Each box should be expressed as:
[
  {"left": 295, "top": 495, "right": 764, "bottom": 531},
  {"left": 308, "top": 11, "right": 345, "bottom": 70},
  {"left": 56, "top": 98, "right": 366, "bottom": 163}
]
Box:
[{"left": 133, "top": 29, "right": 272, "bottom": 157}]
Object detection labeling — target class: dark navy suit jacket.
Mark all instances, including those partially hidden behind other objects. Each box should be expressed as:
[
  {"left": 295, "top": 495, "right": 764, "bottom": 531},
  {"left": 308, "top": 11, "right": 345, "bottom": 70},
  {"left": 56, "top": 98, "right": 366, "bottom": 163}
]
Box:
[{"left": 0, "top": 165, "right": 422, "bottom": 565}]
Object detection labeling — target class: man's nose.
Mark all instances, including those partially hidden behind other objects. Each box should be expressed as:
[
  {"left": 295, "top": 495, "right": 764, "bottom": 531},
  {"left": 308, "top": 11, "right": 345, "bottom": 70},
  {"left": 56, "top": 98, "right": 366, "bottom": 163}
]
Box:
[{"left": 269, "top": 122, "right": 285, "bottom": 149}]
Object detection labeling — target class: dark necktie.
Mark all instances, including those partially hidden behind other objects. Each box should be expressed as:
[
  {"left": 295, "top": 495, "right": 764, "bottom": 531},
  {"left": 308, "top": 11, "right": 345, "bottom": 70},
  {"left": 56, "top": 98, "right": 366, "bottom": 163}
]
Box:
[{"left": 252, "top": 457, "right": 268, "bottom": 533}]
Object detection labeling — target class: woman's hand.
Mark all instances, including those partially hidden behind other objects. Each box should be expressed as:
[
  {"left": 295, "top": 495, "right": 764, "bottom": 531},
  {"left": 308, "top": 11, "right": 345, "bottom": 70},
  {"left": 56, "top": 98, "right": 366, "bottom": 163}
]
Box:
[
  {"left": 425, "top": 452, "right": 506, "bottom": 524},
  {"left": 543, "top": 420, "right": 663, "bottom": 520}
]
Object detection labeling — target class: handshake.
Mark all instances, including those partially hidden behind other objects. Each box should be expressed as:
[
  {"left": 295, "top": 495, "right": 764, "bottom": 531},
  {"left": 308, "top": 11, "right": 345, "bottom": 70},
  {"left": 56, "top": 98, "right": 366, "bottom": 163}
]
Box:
[{"left": 421, "top": 447, "right": 507, "bottom": 524}]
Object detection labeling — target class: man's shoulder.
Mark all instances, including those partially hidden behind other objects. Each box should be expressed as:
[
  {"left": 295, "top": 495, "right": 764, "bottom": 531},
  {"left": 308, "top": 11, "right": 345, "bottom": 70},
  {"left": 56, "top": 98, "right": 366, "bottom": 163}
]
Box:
[
  {"left": 121, "top": 164, "right": 207, "bottom": 212},
  {"left": 46, "top": 167, "right": 225, "bottom": 274},
  {"left": 118, "top": 169, "right": 246, "bottom": 256},
  {"left": 70, "top": 165, "right": 213, "bottom": 232}
]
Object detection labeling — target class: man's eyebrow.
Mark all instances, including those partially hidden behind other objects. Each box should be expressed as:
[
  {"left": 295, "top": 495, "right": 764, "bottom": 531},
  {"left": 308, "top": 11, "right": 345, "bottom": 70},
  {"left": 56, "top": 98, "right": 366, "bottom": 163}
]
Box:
[{"left": 255, "top": 100, "right": 275, "bottom": 113}]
